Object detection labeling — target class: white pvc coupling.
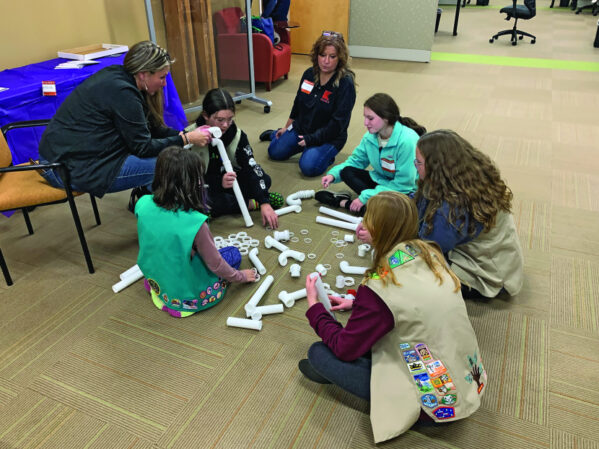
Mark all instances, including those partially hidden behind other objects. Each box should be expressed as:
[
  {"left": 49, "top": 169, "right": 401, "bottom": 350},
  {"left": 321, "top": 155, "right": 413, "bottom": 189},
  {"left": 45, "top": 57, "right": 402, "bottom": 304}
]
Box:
[
  {"left": 315, "top": 264, "right": 327, "bottom": 276},
  {"left": 289, "top": 263, "right": 301, "bottom": 277},
  {"left": 335, "top": 275, "right": 345, "bottom": 289},
  {"left": 358, "top": 243, "right": 371, "bottom": 257},
  {"left": 275, "top": 204, "right": 302, "bottom": 216},
  {"left": 278, "top": 288, "right": 307, "bottom": 307},
  {"left": 344, "top": 234, "right": 355, "bottom": 243},
  {"left": 274, "top": 229, "right": 290, "bottom": 241},
  {"left": 278, "top": 249, "right": 305, "bottom": 266},
  {"left": 339, "top": 260, "right": 368, "bottom": 275},
  {"left": 264, "top": 235, "right": 289, "bottom": 252},
  {"left": 286, "top": 189, "right": 315, "bottom": 206},
  {"left": 248, "top": 248, "right": 266, "bottom": 275}
]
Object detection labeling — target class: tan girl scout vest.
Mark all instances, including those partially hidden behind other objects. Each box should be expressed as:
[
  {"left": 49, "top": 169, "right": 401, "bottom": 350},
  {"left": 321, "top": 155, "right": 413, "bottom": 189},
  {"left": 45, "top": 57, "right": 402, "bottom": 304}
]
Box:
[{"left": 366, "top": 242, "right": 487, "bottom": 443}]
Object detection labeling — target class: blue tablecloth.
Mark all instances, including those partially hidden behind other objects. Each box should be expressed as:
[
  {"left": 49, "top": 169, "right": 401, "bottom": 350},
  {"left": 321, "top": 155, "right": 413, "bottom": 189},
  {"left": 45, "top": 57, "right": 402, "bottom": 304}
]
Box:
[{"left": 0, "top": 54, "right": 188, "bottom": 165}]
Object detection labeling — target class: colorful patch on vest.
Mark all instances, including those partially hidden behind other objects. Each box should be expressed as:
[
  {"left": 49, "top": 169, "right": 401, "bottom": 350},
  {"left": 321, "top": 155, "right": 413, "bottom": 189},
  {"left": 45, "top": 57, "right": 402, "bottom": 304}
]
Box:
[
  {"left": 413, "top": 373, "right": 434, "bottom": 393},
  {"left": 441, "top": 394, "right": 457, "bottom": 405},
  {"left": 425, "top": 360, "right": 447, "bottom": 377},
  {"left": 148, "top": 278, "right": 160, "bottom": 294},
  {"left": 407, "top": 361, "right": 426, "bottom": 373},
  {"left": 171, "top": 299, "right": 181, "bottom": 306},
  {"left": 415, "top": 343, "right": 433, "bottom": 362},
  {"left": 399, "top": 343, "right": 411, "bottom": 350},
  {"left": 432, "top": 406, "right": 455, "bottom": 420},
  {"left": 421, "top": 394, "right": 438, "bottom": 408},
  {"left": 388, "top": 250, "right": 415, "bottom": 268},
  {"left": 403, "top": 350, "right": 419, "bottom": 363},
  {"left": 465, "top": 351, "right": 486, "bottom": 394},
  {"left": 182, "top": 299, "right": 198, "bottom": 310},
  {"left": 404, "top": 244, "right": 419, "bottom": 257}
]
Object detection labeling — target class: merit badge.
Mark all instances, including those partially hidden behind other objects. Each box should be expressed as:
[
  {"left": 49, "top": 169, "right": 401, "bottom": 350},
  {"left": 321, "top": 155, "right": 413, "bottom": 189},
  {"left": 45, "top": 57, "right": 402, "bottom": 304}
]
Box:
[
  {"left": 421, "top": 394, "right": 438, "bottom": 408},
  {"left": 403, "top": 350, "right": 419, "bottom": 363},
  {"left": 388, "top": 250, "right": 415, "bottom": 268},
  {"left": 425, "top": 360, "right": 447, "bottom": 377},
  {"left": 407, "top": 361, "right": 426, "bottom": 373},
  {"left": 399, "top": 343, "right": 411, "bottom": 350},
  {"left": 415, "top": 343, "right": 433, "bottom": 362},
  {"left": 148, "top": 278, "right": 160, "bottom": 294},
  {"left": 441, "top": 394, "right": 457, "bottom": 405},
  {"left": 433, "top": 406, "right": 455, "bottom": 420},
  {"left": 436, "top": 384, "right": 449, "bottom": 394},
  {"left": 413, "top": 373, "right": 435, "bottom": 393},
  {"left": 431, "top": 377, "right": 444, "bottom": 388}
]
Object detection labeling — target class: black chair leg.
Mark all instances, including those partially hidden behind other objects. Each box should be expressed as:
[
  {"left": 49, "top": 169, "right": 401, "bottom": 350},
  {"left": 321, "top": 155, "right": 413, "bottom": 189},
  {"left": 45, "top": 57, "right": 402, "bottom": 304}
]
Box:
[
  {"left": 66, "top": 193, "right": 95, "bottom": 274},
  {"left": 22, "top": 208, "right": 34, "bottom": 235},
  {"left": 89, "top": 194, "right": 101, "bottom": 225},
  {"left": 0, "top": 248, "right": 13, "bottom": 286}
]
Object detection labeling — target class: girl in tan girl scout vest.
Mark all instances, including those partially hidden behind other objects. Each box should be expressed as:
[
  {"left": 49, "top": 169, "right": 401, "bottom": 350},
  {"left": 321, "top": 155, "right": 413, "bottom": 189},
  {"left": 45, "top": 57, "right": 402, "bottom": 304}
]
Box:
[{"left": 300, "top": 191, "right": 487, "bottom": 443}]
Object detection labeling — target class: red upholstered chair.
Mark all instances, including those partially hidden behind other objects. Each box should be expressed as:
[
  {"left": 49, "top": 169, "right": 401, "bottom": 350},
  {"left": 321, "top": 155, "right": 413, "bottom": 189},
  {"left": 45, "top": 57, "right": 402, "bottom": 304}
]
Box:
[{"left": 213, "top": 7, "right": 291, "bottom": 91}]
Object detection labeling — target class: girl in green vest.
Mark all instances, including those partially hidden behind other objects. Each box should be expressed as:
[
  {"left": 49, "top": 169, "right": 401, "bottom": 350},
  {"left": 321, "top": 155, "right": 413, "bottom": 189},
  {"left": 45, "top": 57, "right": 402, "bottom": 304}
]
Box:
[{"left": 135, "top": 146, "right": 257, "bottom": 318}]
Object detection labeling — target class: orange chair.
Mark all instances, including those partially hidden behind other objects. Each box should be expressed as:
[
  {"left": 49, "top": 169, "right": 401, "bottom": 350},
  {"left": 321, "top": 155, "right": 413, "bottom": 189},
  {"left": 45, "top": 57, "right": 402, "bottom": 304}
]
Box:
[
  {"left": 213, "top": 7, "right": 291, "bottom": 91},
  {"left": 0, "top": 120, "right": 101, "bottom": 286}
]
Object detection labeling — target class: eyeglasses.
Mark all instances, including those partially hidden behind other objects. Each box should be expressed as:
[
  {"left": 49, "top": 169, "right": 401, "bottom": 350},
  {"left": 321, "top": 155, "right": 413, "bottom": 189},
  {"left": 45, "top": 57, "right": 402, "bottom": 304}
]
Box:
[
  {"left": 414, "top": 159, "right": 424, "bottom": 166},
  {"left": 322, "top": 31, "right": 344, "bottom": 42}
]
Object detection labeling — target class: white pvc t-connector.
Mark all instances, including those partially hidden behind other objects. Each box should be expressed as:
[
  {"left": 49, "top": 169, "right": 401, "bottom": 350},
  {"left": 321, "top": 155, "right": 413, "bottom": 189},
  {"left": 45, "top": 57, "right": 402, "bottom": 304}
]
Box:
[
  {"left": 112, "top": 270, "right": 144, "bottom": 293},
  {"left": 248, "top": 248, "right": 266, "bottom": 275},
  {"left": 286, "top": 189, "right": 315, "bottom": 206},
  {"left": 274, "top": 230, "right": 290, "bottom": 241},
  {"left": 226, "top": 317, "right": 262, "bottom": 331},
  {"left": 278, "top": 288, "right": 307, "bottom": 307},
  {"left": 278, "top": 249, "right": 305, "bottom": 266},
  {"left": 289, "top": 263, "right": 301, "bottom": 277},
  {"left": 339, "top": 260, "right": 368, "bottom": 275},
  {"left": 275, "top": 205, "right": 302, "bottom": 216},
  {"left": 318, "top": 206, "right": 362, "bottom": 224},
  {"left": 315, "top": 216, "right": 359, "bottom": 231},
  {"left": 264, "top": 235, "right": 289, "bottom": 252}
]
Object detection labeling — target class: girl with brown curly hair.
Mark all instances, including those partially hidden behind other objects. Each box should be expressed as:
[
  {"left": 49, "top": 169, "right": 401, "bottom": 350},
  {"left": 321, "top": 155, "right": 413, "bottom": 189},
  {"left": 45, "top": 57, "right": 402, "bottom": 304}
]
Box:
[
  {"left": 262, "top": 32, "right": 357, "bottom": 176},
  {"left": 413, "top": 129, "right": 524, "bottom": 299},
  {"left": 299, "top": 191, "right": 487, "bottom": 443}
]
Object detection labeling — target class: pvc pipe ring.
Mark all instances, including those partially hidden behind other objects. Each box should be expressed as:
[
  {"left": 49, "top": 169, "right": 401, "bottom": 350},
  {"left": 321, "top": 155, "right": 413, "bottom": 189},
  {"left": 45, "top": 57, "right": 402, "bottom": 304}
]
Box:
[
  {"left": 323, "top": 264, "right": 332, "bottom": 270},
  {"left": 344, "top": 277, "right": 355, "bottom": 286},
  {"left": 239, "top": 248, "right": 249, "bottom": 255},
  {"left": 336, "top": 253, "right": 344, "bottom": 259},
  {"left": 304, "top": 238, "right": 312, "bottom": 244},
  {"left": 307, "top": 253, "right": 317, "bottom": 260},
  {"left": 300, "top": 229, "right": 309, "bottom": 235},
  {"left": 291, "top": 236, "right": 300, "bottom": 243},
  {"left": 331, "top": 230, "right": 339, "bottom": 236},
  {"left": 250, "top": 240, "right": 260, "bottom": 247}
]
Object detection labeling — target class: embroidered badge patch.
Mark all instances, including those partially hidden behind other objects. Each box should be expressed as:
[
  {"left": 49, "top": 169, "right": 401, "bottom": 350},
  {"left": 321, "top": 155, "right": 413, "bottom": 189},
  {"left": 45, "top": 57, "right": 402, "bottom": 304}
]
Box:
[
  {"left": 408, "top": 361, "right": 426, "bottom": 373},
  {"left": 415, "top": 343, "right": 433, "bottom": 362},
  {"left": 148, "top": 278, "right": 160, "bottom": 294},
  {"left": 399, "top": 343, "right": 411, "bottom": 350},
  {"left": 441, "top": 394, "right": 457, "bottom": 405},
  {"left": 388, "top": 250, "right": 415, "bottom": 268},
  {"left": 465, "top": 351, "right": 486, "bottom": 394},
  {"left": 433, "top": 406, "right": 455, "bottom": 420},
  {"left": 421, "top": 394, "right": 438, "bottom": 408},
  {"left": 413, "top": 373, "right": 435, "bottom": 393},
  {"left": 402, "top": 350, "right": 419, "bottom": 363},
  {"left": 425, "top": 360, "right": 447, "bottom": 377}
]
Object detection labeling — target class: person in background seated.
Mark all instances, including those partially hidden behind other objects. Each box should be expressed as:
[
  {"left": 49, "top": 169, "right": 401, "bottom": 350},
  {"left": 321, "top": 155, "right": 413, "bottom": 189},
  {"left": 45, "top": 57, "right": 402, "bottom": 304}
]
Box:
[
  {"left": 412, "top": 129, "right": 524, "bottom": 300},
  {"left": 188, "top": 88, "right": 284, "bottom": 229},
  {"left": 315, "top": 93, "right": 426, "bottom": 216},
  {"left": 300, "top": 191, "right": 487, "bottom": 443},
  {"left": 260, "top": 31, "right": 356, "bottom": 177},
  {"left": 135, "top": 146, "right": 257, "bottom": 318},
  {"left": 39, "top": 41, "right": 209, "bottom": 209}
]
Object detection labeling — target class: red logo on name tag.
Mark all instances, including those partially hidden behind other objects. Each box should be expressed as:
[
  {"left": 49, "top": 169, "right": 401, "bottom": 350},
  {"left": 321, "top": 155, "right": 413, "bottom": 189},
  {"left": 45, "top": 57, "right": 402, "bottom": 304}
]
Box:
[{"left": 42, "top": 81, "right": 57, "bottom": 96}]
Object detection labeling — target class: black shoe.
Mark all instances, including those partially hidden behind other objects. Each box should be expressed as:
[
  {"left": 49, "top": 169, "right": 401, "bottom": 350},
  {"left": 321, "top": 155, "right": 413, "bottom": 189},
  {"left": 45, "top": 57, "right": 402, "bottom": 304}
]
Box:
[
  {"left": 298, "top": 359, "right": 331, "bottom": 384},
  {"left": 314, "top": 190, "right": 351, "bottom": 208},
  {"left": 259, "top": 129, "right": 275, "bottom": 142},
  {"left": 128, "top": 186, "right": 151, "bottom": 213}
]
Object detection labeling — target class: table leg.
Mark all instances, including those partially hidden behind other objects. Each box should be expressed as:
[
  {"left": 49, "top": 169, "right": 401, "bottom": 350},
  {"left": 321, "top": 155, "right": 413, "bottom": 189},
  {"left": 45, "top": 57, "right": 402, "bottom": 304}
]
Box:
[{"left": 453, "top": 0, "right": 461, "bottom": 36}]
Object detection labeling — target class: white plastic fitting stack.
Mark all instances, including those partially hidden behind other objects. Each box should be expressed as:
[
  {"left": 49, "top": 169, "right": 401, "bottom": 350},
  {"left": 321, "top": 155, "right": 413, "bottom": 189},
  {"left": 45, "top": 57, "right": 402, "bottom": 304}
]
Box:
[
  {"left": 278, "top": 249, "right": 305, "bottom": 266},
  {"left": 315, "top": 264, "right": 328, "bottom": 276},
  {"left": 335, "top": 275, "right": 345, "bottom": 289},
  {"left": 211, "top": 131, "right": 253, "bottom": 227},
  {"left": 358, "top": 243, "right": 371, "bottom": 257},
  {"left": 289, "top": 263, "right": 301, "bottom": 277},
  {"left": 275, "top": 205, "right": 302, "bottom": 216},
  {"left": 286, "top": 189, "right": 315, "bottom": 206},
  {"left": 278, "top": 288, "right": 307, "bottom": 307},
  {"left": 273, "top": 230, "right": 290, "bottom": 241},
  {"left": 339, "top": 260, "right": 368, "bottom": 275},
  {"left": 248, "top": 248, "right": 267, "bottom": 275},
  {"left": 315, "top": 216, "right": 359, "bottom": 232},
  {"left": 264, "top": 235, "right": 289, "bottom": 252},
  {"left": 112, "top": 265, "right": 144, "bottom": 293},
  {"left": 244, "top": 275, "right": 274, "bottom": 320},
  {"left": 344, "top": 234, "right": 355, "bottom": 243}
]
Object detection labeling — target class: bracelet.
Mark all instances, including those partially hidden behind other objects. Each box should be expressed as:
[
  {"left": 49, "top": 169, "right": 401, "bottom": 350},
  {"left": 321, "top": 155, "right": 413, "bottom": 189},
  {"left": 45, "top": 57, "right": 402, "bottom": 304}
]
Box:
[{"left": 182, "top": 133, "right": 189, "bottom": 145}]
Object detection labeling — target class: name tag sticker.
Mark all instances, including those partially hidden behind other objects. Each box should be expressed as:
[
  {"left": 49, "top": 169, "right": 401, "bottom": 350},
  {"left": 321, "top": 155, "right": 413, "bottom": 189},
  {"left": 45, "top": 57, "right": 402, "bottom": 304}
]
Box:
[
  {"left": 42, "top": 81, "right": 56, "bottom": 96},
  {"left": 301, "top": 80, "right": 314, "bottom": 94},
  {"left": 381, "top": 158, "right": 395, "bottom": 173}
]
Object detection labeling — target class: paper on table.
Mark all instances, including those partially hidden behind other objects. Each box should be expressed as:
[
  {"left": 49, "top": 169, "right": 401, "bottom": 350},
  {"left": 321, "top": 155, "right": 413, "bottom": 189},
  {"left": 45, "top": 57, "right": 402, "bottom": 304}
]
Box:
[
  {"left": 55, "top": 60, "right": 100, "bottom": 69},
  {"left": 0, "top": 87, "right": 8, "bottom": 92}
]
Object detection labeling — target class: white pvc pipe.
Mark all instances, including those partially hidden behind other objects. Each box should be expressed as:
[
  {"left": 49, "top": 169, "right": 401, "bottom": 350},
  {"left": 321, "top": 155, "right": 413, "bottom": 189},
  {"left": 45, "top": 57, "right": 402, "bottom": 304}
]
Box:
[
  {"left": 248, "top": 248, "right": 267, "bottom": 275},
  {"left": 318, "top": 206, "right": 362, "bottom": 224},
  {"left": 254, "top": 304, "right": 284, "bottom": 315},
  {"left": 286, "top": 189, "right": 315, "bottom": 206},
  {"left": 275, "top": 205, "right": 301, "bottom": 216},
  {"left": 244, "top": 274, "right": 274, "bottom": 315},
  {"left": 278, "top": 249, "right": 305, "bottom": 266},
  {"left": 309, "top": 272, "right": 335, "bottom": 318},
  {"left": 212, "top": 137, "right": 253, "bottom": 227},
  {"left": 120, "top": 264, "right": 141, "bottom": 281},
  {"left": 264, "top": 235, "right": 288, "bottom": 252},
  {"left": 226, "top": 317, "right": 262, "bottom": 331},
  {"left": 316, "top": 216, "right": 359, "bottom": 231},
  {"left": 278, "top": 288, "right": 307, "bottom": 307},
  {"left": 112, "top": 270, "right": 144, "bottom": 293},
  {"left": 339, "top": 260, "right": 368, "bottom": 275}
]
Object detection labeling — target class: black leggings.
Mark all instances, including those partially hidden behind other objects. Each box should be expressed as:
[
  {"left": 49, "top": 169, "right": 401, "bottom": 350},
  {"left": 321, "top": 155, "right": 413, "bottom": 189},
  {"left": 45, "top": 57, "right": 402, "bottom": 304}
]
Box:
[
  {"left": 208, "top": 172, "right": 272, "bottom": 217},
  {"left": 339, "top": 166, "right": 378, "bottom": 217}
]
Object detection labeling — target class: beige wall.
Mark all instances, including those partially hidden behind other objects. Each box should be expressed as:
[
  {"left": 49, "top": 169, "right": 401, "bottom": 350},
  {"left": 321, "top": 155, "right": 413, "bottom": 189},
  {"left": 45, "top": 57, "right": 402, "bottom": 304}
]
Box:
[{"left": 0, "top": 0, "right": 149, "bottom": 70}]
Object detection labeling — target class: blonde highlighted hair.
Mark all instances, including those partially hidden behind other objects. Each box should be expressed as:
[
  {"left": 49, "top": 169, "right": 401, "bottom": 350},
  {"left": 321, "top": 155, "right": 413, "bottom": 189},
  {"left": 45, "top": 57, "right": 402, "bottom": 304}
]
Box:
[
  {"left": 310, "top": 33, "right": 355, "bottom": 87},
  {"left": 362, "top": 191, "right": 460, "bottom": 291}
]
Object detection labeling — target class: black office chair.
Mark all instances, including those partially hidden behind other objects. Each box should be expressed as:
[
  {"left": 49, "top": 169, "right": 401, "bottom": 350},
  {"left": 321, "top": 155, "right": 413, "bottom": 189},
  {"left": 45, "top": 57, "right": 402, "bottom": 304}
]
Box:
[
  {"left": 489, "top": 0, "right": 536, "bottom": 46},
  {"left": 575, "top": 0, "right": 599, "bottom": 15}
]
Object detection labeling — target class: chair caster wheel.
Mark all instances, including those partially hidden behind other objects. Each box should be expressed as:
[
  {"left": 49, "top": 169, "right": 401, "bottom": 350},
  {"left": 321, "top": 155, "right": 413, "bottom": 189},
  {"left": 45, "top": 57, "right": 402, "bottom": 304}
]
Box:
[
  {"left": 519, "top": 35, "right": 523, "bottom": 40},
  {"left": 531, "top": 39, "right": 535, "bottom": 44},
  {"left": 489, "top": 38, "right": 494, "bottom": 43},
  {"left": 264, "top": 105, "right": 271, "bottom": 113}
]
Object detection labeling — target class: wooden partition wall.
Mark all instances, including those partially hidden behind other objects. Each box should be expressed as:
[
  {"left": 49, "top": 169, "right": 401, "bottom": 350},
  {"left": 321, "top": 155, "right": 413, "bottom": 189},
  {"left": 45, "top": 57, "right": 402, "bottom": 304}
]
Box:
[{"left": 162, "top": 0, "right": 218, "bottom": 105}]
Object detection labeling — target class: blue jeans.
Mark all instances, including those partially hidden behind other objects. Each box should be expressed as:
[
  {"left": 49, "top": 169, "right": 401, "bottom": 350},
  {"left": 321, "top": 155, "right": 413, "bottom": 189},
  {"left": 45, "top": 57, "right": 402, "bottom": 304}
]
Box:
[
  {"left": 267, "top": 128, "right": 338, "bottom": 177},
  {"left": 307, "top": 341, "right": 371, "bottom": 400},
  {"left": 41, "top": 155, "right": 157, "bottom": 193}
]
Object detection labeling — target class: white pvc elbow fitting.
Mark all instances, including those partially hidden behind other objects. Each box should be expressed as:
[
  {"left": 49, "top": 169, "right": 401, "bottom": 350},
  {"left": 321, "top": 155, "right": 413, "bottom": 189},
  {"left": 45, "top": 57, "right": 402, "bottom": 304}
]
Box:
[{"left": 278, "top": 249, "right": 305, "bottom": 266}]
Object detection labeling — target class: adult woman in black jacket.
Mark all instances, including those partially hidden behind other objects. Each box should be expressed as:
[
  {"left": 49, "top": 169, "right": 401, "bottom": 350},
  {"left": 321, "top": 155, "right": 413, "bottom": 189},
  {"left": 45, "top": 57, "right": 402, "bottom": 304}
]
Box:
[{"left": 39, "top": 41, "right": 209, "bottom": 199}]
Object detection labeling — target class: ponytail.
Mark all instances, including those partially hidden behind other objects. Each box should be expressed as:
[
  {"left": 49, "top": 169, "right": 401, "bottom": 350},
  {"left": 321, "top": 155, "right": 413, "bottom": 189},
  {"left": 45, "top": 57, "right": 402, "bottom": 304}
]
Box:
[{"left": 398, "top": 116, "right": 427, "bottom": 136}]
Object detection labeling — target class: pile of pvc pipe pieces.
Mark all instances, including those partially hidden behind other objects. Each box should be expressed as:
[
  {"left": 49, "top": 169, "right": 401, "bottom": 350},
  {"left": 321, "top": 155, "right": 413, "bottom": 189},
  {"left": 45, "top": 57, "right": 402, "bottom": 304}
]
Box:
[{"left": 213, "top": 232, "right": 260, "bottom": 256}]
